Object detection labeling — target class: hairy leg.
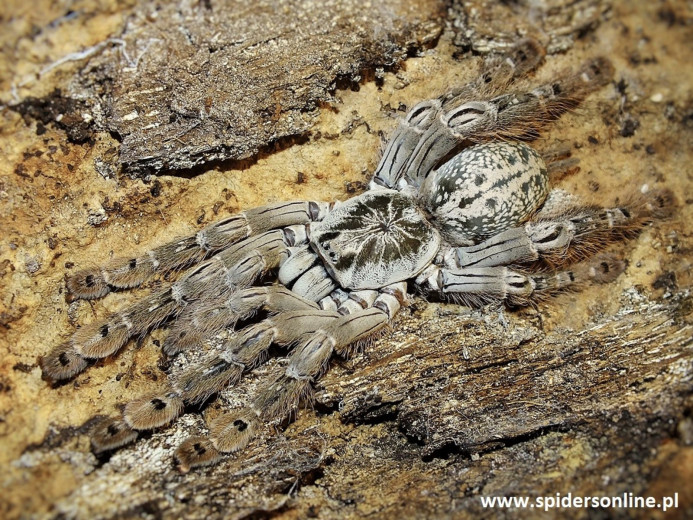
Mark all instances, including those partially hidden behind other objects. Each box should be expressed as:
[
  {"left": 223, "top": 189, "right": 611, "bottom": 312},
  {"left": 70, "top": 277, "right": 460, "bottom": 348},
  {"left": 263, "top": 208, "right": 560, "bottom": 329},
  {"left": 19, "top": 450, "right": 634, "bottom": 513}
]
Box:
[
  {"left": 174, "top": 283, "right": 406, "bottom": 471},
  {"left": 66, "top": 201, "right": 331, "bottom": 300},
  {"left": 372, "top": 39, "right": 545, "bottom": 190},
  {"left": 416, "top": 254, "right": 625, "bottom": 308},
  {"left": 446, "top": 189, "right": 674, "bottom": 270}
]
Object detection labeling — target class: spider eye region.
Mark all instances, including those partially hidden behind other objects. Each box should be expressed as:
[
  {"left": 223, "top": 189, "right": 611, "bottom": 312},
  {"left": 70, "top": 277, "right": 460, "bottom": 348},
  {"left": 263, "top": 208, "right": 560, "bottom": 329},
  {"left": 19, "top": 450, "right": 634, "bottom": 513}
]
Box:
[
  {"left": 311, "top": 190, "right": 440, "bottom": 290},
  {"left": 424, "top": 142, "right": 549, "bottom": 244}
]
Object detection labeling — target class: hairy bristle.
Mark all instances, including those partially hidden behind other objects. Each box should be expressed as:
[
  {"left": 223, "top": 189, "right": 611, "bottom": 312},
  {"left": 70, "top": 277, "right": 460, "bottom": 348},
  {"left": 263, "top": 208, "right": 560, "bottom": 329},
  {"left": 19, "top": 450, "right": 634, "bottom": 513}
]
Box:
[
  {"left": 163, "top": 300, "right": 242, "bottom": 356},
  {"left": 162, "top": 325, "right": 207, "bottom": 356},
  {"left": 641, "top": 188, "right": 676, "bottom": 220},
  {"left": 72, "top": 318, "right": 130, "bottom": 359},
  {"left": 508, "top": 38, "right": 545, "bottom": 77},
  {"left": 104, "top": 256, "right": 157, "bottom": 289},
  {"left": 525, "top": 186, "right": 676, "bottom": 272},
  {"left": 123, "top": 392, "right": 184, "bottom": 430},
  {"left": 65, "top": 268, "right": 110, "bottom": 301},
  {"left": 175, "top": 436, "right": 221, "bottom": 473},
  {"left": 91, "top": 417, "right": 138, "bottom": 453},
  {"left": 443, "top": 292, "right": 498, "bottom": 308},
  {"left": 154, "top": 236, "right": 207, "bottom": 272},
  {"left": 337, "top": 325, "right": 388, "bottom": 359},
  {"left": 174, "top": 359, "right": 243, "bottom": 404},
  {"left": 253, "top": 375, "right": 312, "bottom": 422},
  {"left": 225, "top": 321, "right": 276, "bottom": 367},
  {"left": 126, "top": 291, "right": 180, "bottom": 337},
  {"left": 582, "top": 253, "right": 627, "bottom": 284},
  {"left": 39, "top": 342, "right": 88, "bottom": 381},
  {"left": 198, "top": 213, "right": 249, "bottom": 250},
  {"left": 209, "top": 408, "right": 258, "bottom": 453}
]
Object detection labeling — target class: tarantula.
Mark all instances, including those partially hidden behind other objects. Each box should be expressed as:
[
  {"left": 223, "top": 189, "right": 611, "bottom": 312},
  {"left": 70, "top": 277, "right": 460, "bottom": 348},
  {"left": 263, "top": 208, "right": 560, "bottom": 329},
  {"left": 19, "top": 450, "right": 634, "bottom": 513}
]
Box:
[{"left": 40, "top": 40, "right": 671, "bottom": 471}]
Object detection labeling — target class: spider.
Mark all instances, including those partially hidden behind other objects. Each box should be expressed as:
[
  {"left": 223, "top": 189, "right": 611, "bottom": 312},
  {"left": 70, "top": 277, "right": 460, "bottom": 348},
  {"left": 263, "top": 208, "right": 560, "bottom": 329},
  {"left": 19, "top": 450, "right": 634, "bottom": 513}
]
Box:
[{"left": 40, "top": 39, "right": 672, "bottom": 472}]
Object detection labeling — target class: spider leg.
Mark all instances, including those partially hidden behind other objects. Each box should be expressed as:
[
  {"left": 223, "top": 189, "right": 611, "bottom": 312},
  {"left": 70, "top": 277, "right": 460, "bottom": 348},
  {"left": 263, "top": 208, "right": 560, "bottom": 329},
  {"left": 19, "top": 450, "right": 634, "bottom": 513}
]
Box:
[
  {"left": 372, "top": 39, "right": 544, "bottom": 190},
  {"left": 485, "top": 58, "right": 614, "bottom": 141},
  {"left": 176, "top": 307, "right": 343, "bottom": 406},
  {"left": 41, "top": 289, "right": 179, "bottom": 382},
  {"left": 334, "top": 289, "right": 379, "bottom": 314},
  {"left": 170, "top": 228, "right": 340, "bottom": 355},
  {"left": 443, "top": 38, "right": 546, "bottom": 105},
  {"left": 66, "top": 201, "right": 331, "bottom": 300},
  {"left": 542, "top": 146, "right": 581, "bottom": 182},
  {"left": 400, "top": 57, "right": 614, "bottom": 186},
  {"left": 264, "top": 287, "right": 405, "bottom": 413},
  {"left": 317, "top": 288, "right": 350, "bottom": 311},
  {"left": 107, "top": 309, "right": 342, "bottom": 461},
  {"left": 166, "top": 233, "right": 337, "bottom": 354},
  {"left": 174, "top": 283, "right": 406, "bottom": 471},
  {"left": 416, "top": 255, "right": 625, "bottom": 308},
  {"left": 446, "top": 189, "right": 674, "bottom": 270},
  {"left": 89, "top": 287, "right": 325, "bottom": 453},
  {"left": 277, "top": 244, "right": 339, "bottom": 301},
  {"left": 162, "top": 229, "right": 301, "bottom": 354},
  {"left": 41, "top": 229, "right": 302, "bottom": 381}
]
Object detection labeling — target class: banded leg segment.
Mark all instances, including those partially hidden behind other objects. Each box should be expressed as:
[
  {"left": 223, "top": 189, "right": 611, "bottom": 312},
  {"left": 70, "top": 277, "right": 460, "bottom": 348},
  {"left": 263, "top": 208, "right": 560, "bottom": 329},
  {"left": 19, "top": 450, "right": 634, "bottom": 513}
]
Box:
[
  {"left": 417, "top": 256, "right": 625, "bottom": 307},
  {"left": 165, "top": 283, "right": 321, "bottom": 356},
  {"left": 66, "top": 201, "right": 331, "bottom": 300},
  {"left": 41, "top": 230, "right": 301, "bottom": 382},
  {"left": 444, "top": 38, "right": 546, "bottom": 102},
  {"left": 93, "top": 310, "right": 346, "bottom": 456},
  {"left": 91, "top": 231, "right": 288, "bottom": 357},
  {"left": 448, "top": 189, "right": 674, "bottom": 269},
  {"left": 372, "top": 39, "right": 545, "bottom": 190},
  {"left": 174, "top": 283, "right": 406, "bottom": 471},
  {"left": 253, "top": 283, "right": 406, "bottom": 421},
  {"left": 525, "top": 189, "right": 674, "bottom": 267},
  {"left": 401, "top": 57, "right": 614, "bottom": 187},
  {"left": 173, "top": 307, "right": 341, "bottom": 406},
  {"left": 39, "top": 289, "right": 178, "bottom": 383},
  {"left": 90, "top": 302, "right": 337, "bottom": 454},
  {"left": 70, "top": 290, "right": 178, "bottom": 359}
]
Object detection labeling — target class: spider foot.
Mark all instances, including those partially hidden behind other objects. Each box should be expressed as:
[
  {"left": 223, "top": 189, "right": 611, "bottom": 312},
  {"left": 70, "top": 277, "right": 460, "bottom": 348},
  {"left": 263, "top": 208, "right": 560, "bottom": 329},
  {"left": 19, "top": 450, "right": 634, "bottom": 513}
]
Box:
[
  {"left": 578, "top": 253, "right": 627, "bottom": 284},
  {"left": 91, "top": 417, "right": 138, "bottom": 454},
  {"left": 175, "top": 437, "right": 221, "bottom": 473},
  {"left": 208, "top": 408, "right": 259, "bottom": 454},
  {"left": 39, "top": 341, "right": 88, "bottom": 382},
  {"left": 123, "top": 392, "right": 185, "bottom": 430},
  {"left": 66, "top": 235, "right": 206, "bottom": 301}
]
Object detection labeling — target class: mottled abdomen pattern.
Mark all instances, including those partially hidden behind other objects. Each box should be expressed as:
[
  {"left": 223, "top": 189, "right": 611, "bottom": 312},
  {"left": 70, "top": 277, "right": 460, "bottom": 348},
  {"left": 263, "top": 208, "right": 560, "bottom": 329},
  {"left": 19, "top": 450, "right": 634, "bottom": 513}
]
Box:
[
  {"left": 424, "top": 142, "right": 549, "bottom": 245},
  {"left": 311, "top": 190, "right": 440, "bottom": 290}
]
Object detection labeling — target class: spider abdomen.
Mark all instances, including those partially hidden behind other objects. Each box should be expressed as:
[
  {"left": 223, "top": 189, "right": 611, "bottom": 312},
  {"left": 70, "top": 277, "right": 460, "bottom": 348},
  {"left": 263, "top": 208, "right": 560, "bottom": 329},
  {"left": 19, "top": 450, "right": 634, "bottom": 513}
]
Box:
[
  {"left": 424, "top": 142, "right": 549, "bottom": 245},
  {"left": 310, "top": 190, "right": 440, "bottom": 290}
]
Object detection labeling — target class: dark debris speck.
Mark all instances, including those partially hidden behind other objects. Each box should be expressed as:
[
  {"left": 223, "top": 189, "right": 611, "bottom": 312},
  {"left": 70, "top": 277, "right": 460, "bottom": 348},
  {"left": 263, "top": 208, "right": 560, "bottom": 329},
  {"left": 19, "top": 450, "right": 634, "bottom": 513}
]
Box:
[{"left": 620, "top": 116, "right": 640, "bottom": 137}]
